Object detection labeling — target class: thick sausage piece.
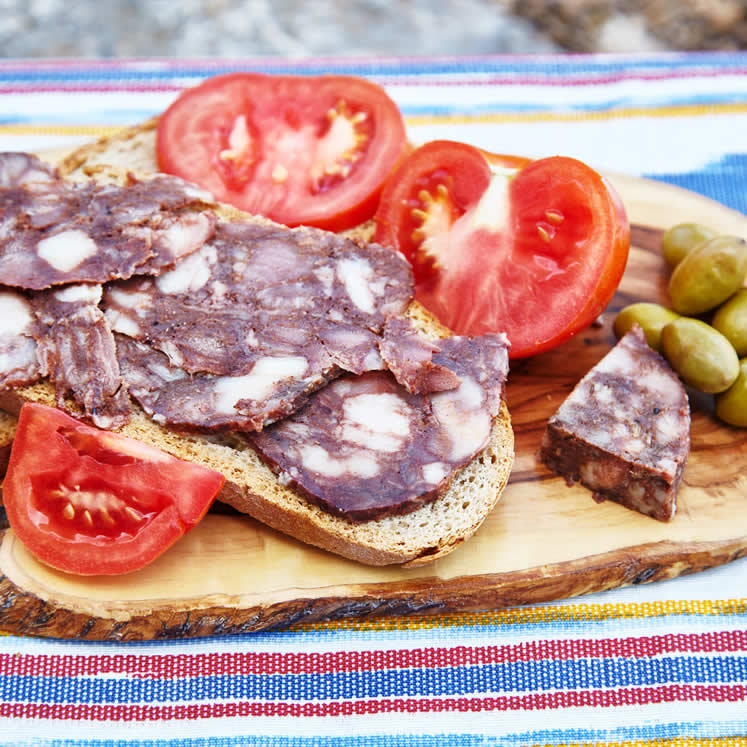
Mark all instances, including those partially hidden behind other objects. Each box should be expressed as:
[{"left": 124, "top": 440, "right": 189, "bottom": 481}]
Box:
[
  {"left": 539, "top": 326, "right": 690, "bottom": 521},
  {"left": 249, "top": 332, "right": 509, "bottom": 521}
]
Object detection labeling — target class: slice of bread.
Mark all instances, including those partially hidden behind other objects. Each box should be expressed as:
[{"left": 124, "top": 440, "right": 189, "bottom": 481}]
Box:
[{"left": 5, "top": 123, "right": 515, "bottom": 567}]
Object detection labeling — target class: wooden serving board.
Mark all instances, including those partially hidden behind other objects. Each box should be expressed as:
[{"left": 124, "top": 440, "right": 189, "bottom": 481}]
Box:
[{"left": 1, "top": 174, "right": 746, "bottom": 641}]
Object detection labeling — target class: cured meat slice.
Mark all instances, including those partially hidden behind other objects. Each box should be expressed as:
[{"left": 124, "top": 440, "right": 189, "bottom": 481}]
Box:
[
  {"left": 379, "top": 317, "right": 460, "bottom": 394},
  {"left": 0, "top": 153, "right": 58, "bottom": 188},
  {"left": 116, "top": 335, "right": 330, "bottom": 431},
  {"left": 539, "top": 326, "right": 690, "bottom": 521},
  {"left": 249, "top": 332, "right": 510, "bottom": 521},
  {"left": 104, "top": 220, "right": 413, "bottom": 375},
  {"left": 0, "top": 154, "right": 216, "bottom": 290},
  {"left": 34, "top": 284, "right": 130, "bottom": 429},
  {"left": 105, "top": 220, "right": 413, "bottom": 430},
  {"left": 0, "top": 290, "right": 41, "bottom": 389}
]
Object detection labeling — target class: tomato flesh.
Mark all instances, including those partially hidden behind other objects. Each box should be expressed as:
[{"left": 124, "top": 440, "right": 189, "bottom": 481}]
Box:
[
  {"left": 3, "top": 404, "right": 225, "bottom": 575},
  {"left": 157, "top": 73, "right": 408, "bottom": 231},
  {"left": 374, "top": 141, "right": 630, "bottom": 358}
]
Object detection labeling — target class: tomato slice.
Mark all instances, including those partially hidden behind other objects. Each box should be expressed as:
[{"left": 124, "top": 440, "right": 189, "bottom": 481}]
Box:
[
  {"left": 156, "top": 73, "right": 408, "bottom": 231},
  {"left": 373, "top": 140, "right": 630, "bottom": 358},
  {"left": 3, "top": 404, "right": 225, "bottom": 575}
]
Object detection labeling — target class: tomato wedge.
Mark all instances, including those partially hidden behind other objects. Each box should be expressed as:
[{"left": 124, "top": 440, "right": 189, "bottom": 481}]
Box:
[
  {"left": 3, "top": 404, "right": 225, "bottom": 575},
  {"left": 156, "top": 73, "right": 408, "bottom": 231},
  {"left": 374, "top": 140, "right": 630, "bottom": 358}
]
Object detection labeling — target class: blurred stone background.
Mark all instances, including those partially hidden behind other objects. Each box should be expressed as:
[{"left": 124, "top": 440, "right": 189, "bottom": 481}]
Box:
[{"left": 0, "top": 0, "right": 744, "bottom": 57}]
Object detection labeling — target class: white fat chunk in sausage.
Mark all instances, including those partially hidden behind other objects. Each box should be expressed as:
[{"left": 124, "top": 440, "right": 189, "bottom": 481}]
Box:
[
  {"left": 637, "top": 370, "right": 684, "bottom": 407},
  {"left": 341, "top": 392, "right": 411, "bottom": 453},
  {"left": 0, "top": 291, "right": 34, "bottom": 336},
  {"left": 246, "top": 243, "right": 300, "bottom": 280},
  {"left": 212, "top": 355, "right": 309, "bottom": 413},
  {"left": 313, "top": 265, "right": 335, "bottom": 295},
  {"left": 336, "top": 258, "right": 375, "bottom": 314},
  {"left": 431, "top": 376, "right": 491, "bottom": 461},
  {"left": 299, "top": 444, "right": 381, "bottom": 479},
  {"left": 363, "top": 349, "right": 384, "bottom": 370},
  {"left": 0, "top": 336, "right": 37, "bottom": 374},
  {"left": 653, "top": 410, "right": 684, "bottom": 443},
  {"left": 156, "top": 213, "right": 215, "bottom": 261},
  {"left": 106, "top": 309, "right": 142, "bottom": 337},
  {"left": 159, "top": 340, "right": 185, "bottom": 368},
  {"left": 36, "top": 229, "right": 98, "bottom": 272},
  {"left": 156, "top": 244, "right": 216, "bottom": 295},
  {"left": 422, "top": 461, "right": 449, "bottom": 485},
  {"left": 53, "top": 283, "right": 102, "bottom": 305},
  {"left": 106, "top": 287, "right": 152, "bottom": 312},
  {"left": 146, "top": 360, "right": 187, "bottom": 383}
]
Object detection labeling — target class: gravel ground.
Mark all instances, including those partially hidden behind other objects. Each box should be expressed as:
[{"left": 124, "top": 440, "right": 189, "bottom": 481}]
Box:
[{"left": 0, "top": 0, "right": 562, "bottom": 58}]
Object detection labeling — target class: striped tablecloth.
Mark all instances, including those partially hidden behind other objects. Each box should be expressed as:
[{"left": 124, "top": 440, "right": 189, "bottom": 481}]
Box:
[{"left": 0, "top": 53, "right": 746, "bottom": 746}]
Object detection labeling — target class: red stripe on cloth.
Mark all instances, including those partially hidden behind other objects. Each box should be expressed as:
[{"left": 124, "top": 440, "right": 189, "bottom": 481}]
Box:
[
  {"left": 2, "top": 630, "right": 744, "bottom": 678},
  {"left": 0, "top": 684, "right": 744, "bottom": 721}
]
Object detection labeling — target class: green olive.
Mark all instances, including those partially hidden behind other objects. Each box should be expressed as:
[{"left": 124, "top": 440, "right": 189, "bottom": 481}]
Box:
[
  {"left": 613, "top": 303, "right": 680, "bottom": 351},
  {"left": 712, "top": 288, "right": 747, "bottom": 357},
  {"left": 660, "top": 317, "right": 740, "bottom": 394},
  {"left": 668, "top": 235, "right": 747, "bottom": 316},
  {"left": 661, "top": 222, "right": 717, "bottom": 268},
  {"left": 715, "top": 358, "right": 747, "bottom": 427}
]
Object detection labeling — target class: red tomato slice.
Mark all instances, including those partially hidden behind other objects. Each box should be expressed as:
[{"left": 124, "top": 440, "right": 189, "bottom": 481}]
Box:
[
  {"left": 3, "top": 404, "right": 225, "bottom": 576},
  {"left": 374, "top": 140, "right": 630, "bottom": 358},
  {"left": 156, "top": 73, "right": 408, "bottom": 231}
]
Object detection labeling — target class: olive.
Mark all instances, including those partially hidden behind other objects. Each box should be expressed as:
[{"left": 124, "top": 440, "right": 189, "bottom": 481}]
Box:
[
  {"left": 661, "top": 222, "right": 717, "bottom": 268},
  {"left": 715, "top": 358, "right": 747, "bottom": 427},
  {"left": 712, "top": 288, "right": 747, "bottom": 357},
  {"left": 660, "top": 317, "right": 740, "bottom": 394},
  {"left": 668, "top": 235, "right": 747, "bottom": 316},
  {"left": 613, "top": 303, "right": 680, "bottom": 351}
]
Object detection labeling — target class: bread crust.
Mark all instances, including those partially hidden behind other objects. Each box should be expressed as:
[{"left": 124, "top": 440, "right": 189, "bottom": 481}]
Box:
[{"left": 11, "top": 124, "right": 516, "bottom": 566}]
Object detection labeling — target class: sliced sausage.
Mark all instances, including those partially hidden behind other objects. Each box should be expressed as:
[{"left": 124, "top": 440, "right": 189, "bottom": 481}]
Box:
[{"left": 249, "top": 332, "right": 510, "bottom": 521}]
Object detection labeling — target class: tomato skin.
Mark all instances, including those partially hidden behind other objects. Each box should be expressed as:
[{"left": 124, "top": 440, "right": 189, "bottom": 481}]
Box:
[
  {"left": 3, "top": 404, "right": 225, "bottom": 576},
  {"left": 156, "top": 73, "right": 408, "bottom": 231},
  {"left": 374, "top": 141, "right": 630, "bottom": 358}
]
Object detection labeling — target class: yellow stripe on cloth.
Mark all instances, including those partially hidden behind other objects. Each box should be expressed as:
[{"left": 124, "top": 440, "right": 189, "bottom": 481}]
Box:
[
  {"left": 539, "top": 739, "right": 747, "bottom": 747},
  {"left": 294, "top": 599, "right": 747, "bottom": 632},
  {"left": 0, "top": 599, "right": 744, "bottom": 639},
  {"left": 0, "top": 124, "right": 124, "bottom": 137},
  {"left": 0, "top": 103, "right": 745, "bottom": 140},
  {"left": 405, "top": 102, "right": 747, "bottom": 127}
]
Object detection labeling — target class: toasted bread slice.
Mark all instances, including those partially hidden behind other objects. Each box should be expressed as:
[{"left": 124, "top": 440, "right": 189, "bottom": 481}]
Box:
[{"left": 5, "top": 124, "right": 515, "bottom": 567}]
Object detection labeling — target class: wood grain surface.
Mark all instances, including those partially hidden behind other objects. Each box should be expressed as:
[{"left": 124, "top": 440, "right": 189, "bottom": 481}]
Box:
[{"left": 1, "top": 173, "right": 746, "bottom": 641}]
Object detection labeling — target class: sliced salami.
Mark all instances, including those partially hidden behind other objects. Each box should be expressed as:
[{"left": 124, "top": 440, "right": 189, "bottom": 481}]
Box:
[
  {"left": 0, "top": 155, "right": 216, "bottom": 290},
  {"left": 105, "top": 220, "right": 413, "bottom": 371},
  {"left": 539, "top": 326, "right": 691, "bottom": 521},
  {"left": 105, "top": 220, "right": 413, "bottom": 430},
  {"left": 0, "top": 289, "right": 41, "bottom": 390},
  {"left": 379, "top": 317, "right": 460, "bottom": 394},
  {"left": 116, "top": 335, "right": 330, "bottom": 431},
  {"left": 249, "top": 332, "right": 510, "bottom": 521},
  {"left": 0, "top": 153, "right": 58, "bottom": 188},
  {"left": 34, "top": 284, "right": 130, "bottom": 429}
]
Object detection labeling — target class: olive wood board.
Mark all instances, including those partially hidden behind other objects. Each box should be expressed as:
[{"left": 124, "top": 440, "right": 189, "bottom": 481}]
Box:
[{"left": 1, "top": 172, "right": 746, "bottom": 642}]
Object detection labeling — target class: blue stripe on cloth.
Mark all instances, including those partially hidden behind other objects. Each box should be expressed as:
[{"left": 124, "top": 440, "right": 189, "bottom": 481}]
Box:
[
  {"left": 646, "top": 154, "right": 747, "bottom": 215},
  {"left": 0, "top": 52, "right": 743, "bottom": 82},
  {"left": 5, "top": 720, "right": 747, "bottom": 746},
  {"left": 3, "top": 655, "right": 745, "bottom": 703}
]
